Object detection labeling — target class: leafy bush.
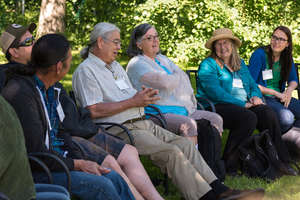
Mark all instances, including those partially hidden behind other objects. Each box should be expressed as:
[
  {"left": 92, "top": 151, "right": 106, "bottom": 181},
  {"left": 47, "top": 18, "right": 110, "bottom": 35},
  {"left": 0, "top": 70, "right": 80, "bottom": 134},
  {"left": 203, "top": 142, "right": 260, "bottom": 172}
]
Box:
[
  {"left": 1, "top": 0, "right": 300, "bottom": 66},
  {"left": 130, "top": 0, "right": 300, "bottom": 66}
]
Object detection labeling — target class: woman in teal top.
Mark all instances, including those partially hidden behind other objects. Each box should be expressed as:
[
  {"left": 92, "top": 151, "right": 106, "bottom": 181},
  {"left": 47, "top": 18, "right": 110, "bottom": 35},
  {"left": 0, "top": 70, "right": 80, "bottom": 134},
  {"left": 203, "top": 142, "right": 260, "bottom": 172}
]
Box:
[
  {"left": 248, "top": 26, "right": 300, "bottom": 135},
  {"left": 196, "top": 28, "right": 295, "bottom": 176}
]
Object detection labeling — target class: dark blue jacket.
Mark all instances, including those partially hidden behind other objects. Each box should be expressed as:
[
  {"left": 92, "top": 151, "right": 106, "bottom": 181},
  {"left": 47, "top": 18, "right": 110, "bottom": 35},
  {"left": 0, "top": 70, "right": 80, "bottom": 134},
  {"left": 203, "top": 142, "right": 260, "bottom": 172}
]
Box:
[{"left": 248, "top": 48, "right": 298, "bottom": 92}]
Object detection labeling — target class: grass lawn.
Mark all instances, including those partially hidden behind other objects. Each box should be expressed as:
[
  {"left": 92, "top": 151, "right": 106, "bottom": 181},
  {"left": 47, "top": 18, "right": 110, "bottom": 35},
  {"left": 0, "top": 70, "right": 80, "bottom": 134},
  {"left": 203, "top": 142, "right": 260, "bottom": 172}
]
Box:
[{"left": 1, "top": 51, "right": 300, "bottom": 199}]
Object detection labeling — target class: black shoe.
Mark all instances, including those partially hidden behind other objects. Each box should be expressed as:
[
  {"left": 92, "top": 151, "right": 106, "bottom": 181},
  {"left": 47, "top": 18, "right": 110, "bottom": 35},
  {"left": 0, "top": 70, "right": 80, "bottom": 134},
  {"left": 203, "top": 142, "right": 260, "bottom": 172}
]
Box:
[
  {"left": 226, "top": 171, "right": 240, "bottom": 177},
  {"left": 279, "top": 163, "right": 298, "bottom": 176},
  {"left": 217, "top": 188, "right": 265, "bottom": 200}
]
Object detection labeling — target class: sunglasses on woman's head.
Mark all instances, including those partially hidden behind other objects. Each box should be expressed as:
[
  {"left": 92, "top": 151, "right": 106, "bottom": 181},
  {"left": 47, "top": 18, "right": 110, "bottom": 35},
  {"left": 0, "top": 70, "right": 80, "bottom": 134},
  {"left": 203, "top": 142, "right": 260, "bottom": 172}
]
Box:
[{"left": 17, "top": 36, "right": 35, "bottom": 47}]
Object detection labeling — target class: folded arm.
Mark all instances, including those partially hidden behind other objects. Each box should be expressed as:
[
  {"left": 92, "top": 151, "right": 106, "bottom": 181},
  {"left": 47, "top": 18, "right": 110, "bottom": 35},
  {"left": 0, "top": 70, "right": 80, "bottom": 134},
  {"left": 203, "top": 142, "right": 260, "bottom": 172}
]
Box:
[{"left": 141, "top": 71, "right": 181, "bottom": 91}]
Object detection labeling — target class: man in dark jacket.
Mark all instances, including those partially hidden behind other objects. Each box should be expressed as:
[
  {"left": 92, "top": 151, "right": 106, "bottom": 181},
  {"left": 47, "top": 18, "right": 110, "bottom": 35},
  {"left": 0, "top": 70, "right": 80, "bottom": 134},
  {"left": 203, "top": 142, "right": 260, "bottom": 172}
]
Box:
[
  {"left": 2, "top": 33, "right": 135, "bottom": 200},
  {"left": 0, "top": 23, "right": 164, "bottom": 200},
  {"left": 0, "top": 94, "right": 72, "bottom": 200},
  {"left": 0, "top": 23, "right": 36, "bottom": 91}
]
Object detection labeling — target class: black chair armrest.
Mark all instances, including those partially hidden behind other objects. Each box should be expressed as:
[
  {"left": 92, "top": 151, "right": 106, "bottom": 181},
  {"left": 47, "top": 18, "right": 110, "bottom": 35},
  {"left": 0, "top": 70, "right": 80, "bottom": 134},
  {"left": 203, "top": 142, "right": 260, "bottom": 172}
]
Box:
[
  {"left": 146, "top": 113, "right": 167, "bottom": 129},
  {"left": 186, "top": 69, "right": 216, "bottom": 112},
  {"left": 29, "top": 152, "right": 71, "bottom": 194},
  {"left": 146, "top": 105, "right": 167, "bottom": 129},
  {"left": 28, "top": 155, "right": 53, "bottom": 184},
  {"left": 197, "top": 102, "right": 205, "bottom": 111},
  {"left": 95, "top": 122, "right": 134, "bottom": 146},
  {"left": 197, "top": 97, "right": 216, "bottom": 112}
]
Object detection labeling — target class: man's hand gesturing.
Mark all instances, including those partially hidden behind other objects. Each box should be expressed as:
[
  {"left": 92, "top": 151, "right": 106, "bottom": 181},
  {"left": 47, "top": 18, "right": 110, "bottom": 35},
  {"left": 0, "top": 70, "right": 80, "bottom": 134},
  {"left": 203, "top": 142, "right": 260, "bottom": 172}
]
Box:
[{"left": 131, "top": 86, "right": 160, "bottom": 107}]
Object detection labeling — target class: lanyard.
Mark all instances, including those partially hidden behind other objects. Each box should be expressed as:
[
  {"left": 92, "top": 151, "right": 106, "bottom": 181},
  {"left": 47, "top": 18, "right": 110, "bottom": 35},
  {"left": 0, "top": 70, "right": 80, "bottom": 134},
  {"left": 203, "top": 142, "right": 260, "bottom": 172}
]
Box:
[
  {"left": 155, "top": 59, "right": 172, "bottom": 75},
  {"left": 36, "top": 86, "right": 51, "bottom": 149},
  {"left": 54, "top": 87, "right": 61, "bottom": 104}
]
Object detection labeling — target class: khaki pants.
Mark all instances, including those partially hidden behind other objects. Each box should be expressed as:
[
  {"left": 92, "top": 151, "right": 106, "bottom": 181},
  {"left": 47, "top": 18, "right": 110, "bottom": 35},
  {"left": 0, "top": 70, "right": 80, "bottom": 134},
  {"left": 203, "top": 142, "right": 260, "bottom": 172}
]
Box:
[{"left": 108, "top": 119, "right": 217, "bottom": 200}]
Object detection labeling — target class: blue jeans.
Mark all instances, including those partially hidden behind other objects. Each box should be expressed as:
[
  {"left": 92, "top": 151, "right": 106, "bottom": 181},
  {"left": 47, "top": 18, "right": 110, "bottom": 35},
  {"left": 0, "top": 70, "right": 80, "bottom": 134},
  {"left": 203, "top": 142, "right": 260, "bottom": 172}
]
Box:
[
  {"left": 33, "top": 170, "right": 135, "bottom": 200},
  {"left": 35, "top": 184, "right": 70, "bottom": 200},
  {"left": 265, "top": 96, "right": 300, "bottom": 132}
]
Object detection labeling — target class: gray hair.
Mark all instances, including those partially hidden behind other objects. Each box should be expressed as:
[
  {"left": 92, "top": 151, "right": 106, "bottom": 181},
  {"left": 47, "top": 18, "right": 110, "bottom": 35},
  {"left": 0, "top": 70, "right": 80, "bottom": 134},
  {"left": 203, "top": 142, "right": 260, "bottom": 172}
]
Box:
[
  {"left": 127, "top": 23, "right": 153, "bottom": 58},
  {"left": 80, "top": 22, "right": 120, "bottom": 59}
]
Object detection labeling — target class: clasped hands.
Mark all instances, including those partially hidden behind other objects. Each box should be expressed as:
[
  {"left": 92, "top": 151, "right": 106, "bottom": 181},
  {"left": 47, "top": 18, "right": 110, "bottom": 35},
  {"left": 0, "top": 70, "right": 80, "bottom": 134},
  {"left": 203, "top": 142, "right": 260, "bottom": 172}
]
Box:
[
  {"left": 132, "top": 85, "right": 160, "bottom": 107},
  {"left": 275, "top": 89, "right": 293, "bottom": 107},
  {"left": 245, "top": 96, "right": 264, "bottom": 108}
]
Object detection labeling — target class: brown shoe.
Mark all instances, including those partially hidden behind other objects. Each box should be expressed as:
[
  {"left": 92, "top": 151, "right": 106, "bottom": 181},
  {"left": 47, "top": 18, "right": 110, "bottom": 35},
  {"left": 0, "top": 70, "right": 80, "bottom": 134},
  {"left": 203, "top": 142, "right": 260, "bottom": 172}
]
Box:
[{"left": 217, "top": 188, "right": 265, "bottom": 200}]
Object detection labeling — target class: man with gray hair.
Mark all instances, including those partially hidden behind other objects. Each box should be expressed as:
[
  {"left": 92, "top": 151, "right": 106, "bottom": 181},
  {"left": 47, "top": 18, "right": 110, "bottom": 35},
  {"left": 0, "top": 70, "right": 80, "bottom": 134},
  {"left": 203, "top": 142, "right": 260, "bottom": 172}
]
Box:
[
  {"left": 73, "top": 22, "right": 264, "bottom": 200},
  {"left": 0, "top": 23, "right": 161, "bottom": 200}
]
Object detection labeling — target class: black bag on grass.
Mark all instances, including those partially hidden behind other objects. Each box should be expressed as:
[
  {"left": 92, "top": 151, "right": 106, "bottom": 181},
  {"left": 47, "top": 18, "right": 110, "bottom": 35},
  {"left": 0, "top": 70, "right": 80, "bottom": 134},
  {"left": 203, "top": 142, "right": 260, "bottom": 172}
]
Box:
[
  {"left": 239, "top": 130, "right": 282, "bottom": 180},
  {"left": 197, "top": 119, "right": 226, "bottom": 182}
]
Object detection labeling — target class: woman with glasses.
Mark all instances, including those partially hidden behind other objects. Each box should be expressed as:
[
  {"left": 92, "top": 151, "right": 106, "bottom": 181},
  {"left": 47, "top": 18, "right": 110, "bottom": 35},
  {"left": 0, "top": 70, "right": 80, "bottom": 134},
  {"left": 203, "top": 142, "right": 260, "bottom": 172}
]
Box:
[
  {"left": 248, "top": 26, "right": 300, "bottom": 139},
  {"left": 126, "top": 23, "right": 223, "bottom": 148}
]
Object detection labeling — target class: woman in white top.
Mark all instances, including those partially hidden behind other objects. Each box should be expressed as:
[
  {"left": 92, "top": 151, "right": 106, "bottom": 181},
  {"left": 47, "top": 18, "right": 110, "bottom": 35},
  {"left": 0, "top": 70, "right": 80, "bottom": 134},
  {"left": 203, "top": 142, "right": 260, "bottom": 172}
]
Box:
[{"left": 126, "top": 23, "right": 223, "bottom": 145}]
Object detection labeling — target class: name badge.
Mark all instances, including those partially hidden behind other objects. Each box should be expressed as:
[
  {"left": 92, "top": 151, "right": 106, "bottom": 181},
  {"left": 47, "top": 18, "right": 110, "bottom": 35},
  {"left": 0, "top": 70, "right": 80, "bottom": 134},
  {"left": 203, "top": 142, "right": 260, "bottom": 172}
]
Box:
[
  {"left": 262, "top": 69, "right": 273, "bottom": 80},
  {"left": 57, "top": 103, "right": 65, "bottom": 122},
  {"left": 115, "top": 79, "right": 130, "bottom": 90},
  {"left": 232, "top": 78, "right": 243, "bottom": 88}
]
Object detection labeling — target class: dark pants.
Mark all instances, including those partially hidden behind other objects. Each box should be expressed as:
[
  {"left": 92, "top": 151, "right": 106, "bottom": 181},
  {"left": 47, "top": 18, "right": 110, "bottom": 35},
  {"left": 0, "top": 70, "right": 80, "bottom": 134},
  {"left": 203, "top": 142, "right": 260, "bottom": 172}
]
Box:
[{"left": 215, "top": 104, "right": 291, "bottom": 173}]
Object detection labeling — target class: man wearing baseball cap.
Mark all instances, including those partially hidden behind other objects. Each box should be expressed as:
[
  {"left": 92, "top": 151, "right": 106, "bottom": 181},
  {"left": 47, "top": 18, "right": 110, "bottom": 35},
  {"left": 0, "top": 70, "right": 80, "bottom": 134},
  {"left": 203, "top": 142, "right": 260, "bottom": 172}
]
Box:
[{"left": 0, "top": 23, "right": 36, "bottom": 91}]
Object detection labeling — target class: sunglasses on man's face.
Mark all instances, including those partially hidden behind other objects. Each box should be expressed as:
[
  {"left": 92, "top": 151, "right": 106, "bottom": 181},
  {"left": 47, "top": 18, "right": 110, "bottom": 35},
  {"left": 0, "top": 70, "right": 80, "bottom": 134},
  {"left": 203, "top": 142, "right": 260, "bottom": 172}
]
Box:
[{"left": 17, "top": 36, "right": 35, "bottom": 47}]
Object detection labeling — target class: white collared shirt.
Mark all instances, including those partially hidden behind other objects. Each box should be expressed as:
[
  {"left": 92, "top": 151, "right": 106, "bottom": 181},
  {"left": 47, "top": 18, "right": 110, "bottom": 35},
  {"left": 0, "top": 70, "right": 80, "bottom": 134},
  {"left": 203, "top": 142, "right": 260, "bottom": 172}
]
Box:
[{"left": 72, "top": 53, "right": 144, "bottom": 124}]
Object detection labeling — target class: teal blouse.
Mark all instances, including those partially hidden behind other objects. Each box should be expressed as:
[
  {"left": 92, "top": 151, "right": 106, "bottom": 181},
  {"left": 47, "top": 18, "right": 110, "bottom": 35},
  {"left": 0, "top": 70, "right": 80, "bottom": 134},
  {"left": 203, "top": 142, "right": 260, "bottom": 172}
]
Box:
[
  {"left": 196, "top": 57, "right": 262, "bottom": 107},
  {"left": 231, "top": 72, "right": 248, "bottom": 102}
]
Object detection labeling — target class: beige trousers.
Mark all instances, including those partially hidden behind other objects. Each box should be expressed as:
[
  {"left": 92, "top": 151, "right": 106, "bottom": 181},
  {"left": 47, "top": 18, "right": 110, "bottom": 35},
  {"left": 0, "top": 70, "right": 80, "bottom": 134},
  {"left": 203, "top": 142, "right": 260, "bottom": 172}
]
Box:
[{"left": 108, "top": 119, "right": 217, "bottom": 200}]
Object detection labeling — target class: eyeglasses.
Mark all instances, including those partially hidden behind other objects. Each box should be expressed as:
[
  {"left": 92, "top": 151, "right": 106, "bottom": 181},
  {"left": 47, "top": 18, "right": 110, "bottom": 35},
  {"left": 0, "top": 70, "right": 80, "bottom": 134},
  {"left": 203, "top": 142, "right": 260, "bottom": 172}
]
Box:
[
  {"left": 17, "top": 36, "right": 35, "bottom": 47},
  {"left": 103, "top": 37, "right": 122, "bottom": 46},
  {"left": 142, "top": 35, "right": 159, "bottom": 42},
  {"left": 271, "top": 35, "right": 288, "bottom": 43}
]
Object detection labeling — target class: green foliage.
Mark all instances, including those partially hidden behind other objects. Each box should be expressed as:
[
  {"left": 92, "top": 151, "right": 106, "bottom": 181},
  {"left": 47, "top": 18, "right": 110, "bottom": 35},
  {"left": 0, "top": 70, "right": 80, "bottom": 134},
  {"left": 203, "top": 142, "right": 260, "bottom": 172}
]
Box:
[
  {"left": 1, "top": 0, "right": 300, "bottom": 67},
  {"left": 0, "top": 0, "right": 40, "bottom": 31},
  {"left": 130, "top": 0, "right": 300, "bottom": 66},
  {"left": 2, "top": 2, "right": 300, "bottom": 200},
  {"left": 65, "top": 0, "right": 146, "bottom": 53}
]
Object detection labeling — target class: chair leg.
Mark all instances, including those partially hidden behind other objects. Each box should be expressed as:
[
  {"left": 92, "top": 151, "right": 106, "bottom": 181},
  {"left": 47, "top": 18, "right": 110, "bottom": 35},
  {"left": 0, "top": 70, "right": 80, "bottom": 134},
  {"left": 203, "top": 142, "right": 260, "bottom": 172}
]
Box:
[{"left": 163, "top": 173, "right": 169, "bottom": 195}]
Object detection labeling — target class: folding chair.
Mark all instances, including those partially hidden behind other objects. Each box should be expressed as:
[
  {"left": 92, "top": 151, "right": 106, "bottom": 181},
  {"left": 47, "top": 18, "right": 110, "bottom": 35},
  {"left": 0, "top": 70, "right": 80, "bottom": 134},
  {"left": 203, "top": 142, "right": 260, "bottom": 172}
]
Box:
[
  {"left": 186, "top": 69, "right": 216, "bottom": 112},
  {"left": 68, "top": 90, "right": 170, "bottom": 195}
]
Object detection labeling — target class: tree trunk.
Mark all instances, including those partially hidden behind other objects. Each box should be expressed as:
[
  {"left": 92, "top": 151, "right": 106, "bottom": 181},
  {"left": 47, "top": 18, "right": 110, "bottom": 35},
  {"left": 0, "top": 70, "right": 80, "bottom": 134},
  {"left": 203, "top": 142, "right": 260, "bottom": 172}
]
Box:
[{"left": 37, "top": 0, "right": 66, "bottom": 37}]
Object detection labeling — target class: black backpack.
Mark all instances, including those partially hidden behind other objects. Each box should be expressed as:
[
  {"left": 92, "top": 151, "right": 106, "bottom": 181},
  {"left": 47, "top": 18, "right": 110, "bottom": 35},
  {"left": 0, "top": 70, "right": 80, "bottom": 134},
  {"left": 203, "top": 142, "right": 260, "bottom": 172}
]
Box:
[
  {"left": 239, "top": 130, "right": 283, "bottom": 180},
  {"left": 197, "top": 119, "right": 226, "bottom": 182}
]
